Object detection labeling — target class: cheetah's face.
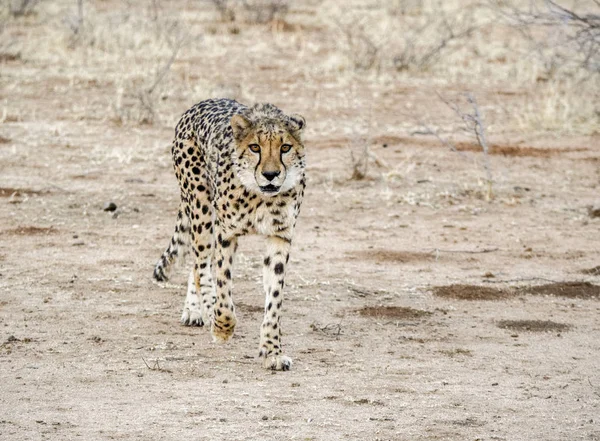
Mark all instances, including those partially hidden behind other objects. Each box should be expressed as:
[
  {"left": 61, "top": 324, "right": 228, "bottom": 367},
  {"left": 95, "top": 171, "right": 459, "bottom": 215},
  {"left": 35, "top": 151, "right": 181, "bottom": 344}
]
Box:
[{"left": 231, "top": 113, "right": 306, "bottom": 197}]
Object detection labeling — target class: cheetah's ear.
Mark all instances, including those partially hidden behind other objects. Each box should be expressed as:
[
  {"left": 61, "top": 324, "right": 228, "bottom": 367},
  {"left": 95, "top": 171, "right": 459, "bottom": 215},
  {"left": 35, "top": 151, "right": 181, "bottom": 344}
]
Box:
[
  {"left": 231, "top": 114, "right": 253, "bottom": 141},
  {"left": 288, "top": 114, "right": 306, "bottom": 133}
]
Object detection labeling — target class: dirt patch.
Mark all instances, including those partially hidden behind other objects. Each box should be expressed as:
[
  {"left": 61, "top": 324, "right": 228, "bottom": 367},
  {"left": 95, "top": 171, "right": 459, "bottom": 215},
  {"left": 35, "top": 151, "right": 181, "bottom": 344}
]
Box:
[
  {"left": 521, "top": 282, "right": 600, "bottom": 299},
  {"left": 433, "top": 284, "right": 513, "bottom": 300},
  {"left": 497, "top": 320, "right": 572, "bottom": 332},
  {"left": 351, "top": 250, "right": 435, "bottom": 263},
  {"left": 455, "top": 142, "right": 586, "bottom": 157},
  {"left": 0, "top": 135, "right": 12, "bottom": 144},
  {"left": 357, "top": 306, "right": 432, "bottom": 319},
  {"left": 368, "top": 135, "right": 586, "bottom": 158},
  {"left": 580, "top": 266, "right": 600, "bottom": 276},
  {"left": 4, "top": 226, "right": 58, "bottom": 235}
]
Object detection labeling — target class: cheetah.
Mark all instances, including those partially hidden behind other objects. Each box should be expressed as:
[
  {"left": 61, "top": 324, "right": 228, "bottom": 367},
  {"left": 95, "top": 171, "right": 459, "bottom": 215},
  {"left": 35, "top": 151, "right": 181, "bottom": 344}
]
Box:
[{"left": 153, "top": 98, "right": 306, "bottom": 371}]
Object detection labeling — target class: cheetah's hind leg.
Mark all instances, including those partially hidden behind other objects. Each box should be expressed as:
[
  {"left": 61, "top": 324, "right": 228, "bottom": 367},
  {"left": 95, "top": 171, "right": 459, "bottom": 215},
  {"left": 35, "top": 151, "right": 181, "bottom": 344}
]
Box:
[{"left": 153, "top": 203, "right": 191, "bottom": 282}]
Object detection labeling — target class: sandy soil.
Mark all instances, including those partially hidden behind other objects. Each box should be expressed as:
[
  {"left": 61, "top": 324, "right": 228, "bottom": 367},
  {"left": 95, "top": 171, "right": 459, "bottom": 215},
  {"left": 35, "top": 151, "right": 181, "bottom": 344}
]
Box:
[{"left": 1, "top": 1, "right": 600, "bottom": 440}]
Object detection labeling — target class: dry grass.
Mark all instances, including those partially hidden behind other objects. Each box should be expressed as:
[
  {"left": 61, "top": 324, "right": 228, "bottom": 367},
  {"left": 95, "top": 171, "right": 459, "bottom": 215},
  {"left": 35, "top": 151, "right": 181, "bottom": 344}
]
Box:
[{"left": 2, "top": 0, "right": 596, "bottom": 135}]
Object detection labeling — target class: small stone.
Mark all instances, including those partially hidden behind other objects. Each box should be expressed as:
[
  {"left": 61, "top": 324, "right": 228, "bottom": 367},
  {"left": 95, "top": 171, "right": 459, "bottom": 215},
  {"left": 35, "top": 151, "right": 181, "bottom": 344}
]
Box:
[
  {"left": 103, "top": 202, "right": 117, "bottom": 212},
  {"left": 588, "top": 204, "right": 600, "bottom": 218},
  {"left": 7, "top": 335, "right": 18, "bottom": 342},
  {"left": 262, "top": 415, "right": 268, "bottom": 421}
]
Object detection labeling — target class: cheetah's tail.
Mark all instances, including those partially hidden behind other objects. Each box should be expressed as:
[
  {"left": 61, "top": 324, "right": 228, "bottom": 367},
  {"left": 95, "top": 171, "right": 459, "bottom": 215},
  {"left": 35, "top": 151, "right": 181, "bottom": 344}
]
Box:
[{"left": 153, "top": 207, "right": 191, "bottom": 282}]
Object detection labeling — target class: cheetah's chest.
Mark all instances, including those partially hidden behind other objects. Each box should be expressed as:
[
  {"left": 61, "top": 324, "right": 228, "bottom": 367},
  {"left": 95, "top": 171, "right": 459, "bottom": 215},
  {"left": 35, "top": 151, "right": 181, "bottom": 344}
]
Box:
[
  {"left": 217, "top": 185, "right": 296, "bottom": 238},
  {"left": 251, "top": 200, "right": 296, "bottom": 237}
]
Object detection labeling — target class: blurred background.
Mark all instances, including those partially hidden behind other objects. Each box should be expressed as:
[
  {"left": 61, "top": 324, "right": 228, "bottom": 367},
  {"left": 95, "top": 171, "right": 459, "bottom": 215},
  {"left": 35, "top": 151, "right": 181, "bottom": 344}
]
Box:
[{"left": 2, "top": 0, "right": 598, "bottom": 135}]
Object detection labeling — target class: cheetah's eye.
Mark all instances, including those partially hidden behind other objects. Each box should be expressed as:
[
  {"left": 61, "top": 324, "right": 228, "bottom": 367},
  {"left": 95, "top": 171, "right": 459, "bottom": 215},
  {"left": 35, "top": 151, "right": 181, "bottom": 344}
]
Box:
[
  {"left": 281, "top": 144, "right": 293, "bottom": 153},
  {"left": 248, "top": 144, "right": 261, "bottom": 153}
]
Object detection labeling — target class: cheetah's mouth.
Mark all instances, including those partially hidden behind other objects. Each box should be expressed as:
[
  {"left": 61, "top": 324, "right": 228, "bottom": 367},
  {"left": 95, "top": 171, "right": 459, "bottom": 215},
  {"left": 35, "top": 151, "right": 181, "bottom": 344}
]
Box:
[{"left": 260, "top": 184, "right": 280, "bottom": 194}]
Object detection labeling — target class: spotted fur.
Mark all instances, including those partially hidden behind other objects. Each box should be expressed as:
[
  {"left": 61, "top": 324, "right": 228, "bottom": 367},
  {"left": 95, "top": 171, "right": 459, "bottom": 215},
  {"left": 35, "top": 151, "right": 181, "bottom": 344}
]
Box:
[{"left": 154, "top": 98, "right": 306, "bottom": 371}]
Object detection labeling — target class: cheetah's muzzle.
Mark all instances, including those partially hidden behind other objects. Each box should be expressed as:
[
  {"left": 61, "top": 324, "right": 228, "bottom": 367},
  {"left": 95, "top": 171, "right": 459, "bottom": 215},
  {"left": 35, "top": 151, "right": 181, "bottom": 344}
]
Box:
[{"left": 260, "top": 184, "right": 280, "bottom": 194}]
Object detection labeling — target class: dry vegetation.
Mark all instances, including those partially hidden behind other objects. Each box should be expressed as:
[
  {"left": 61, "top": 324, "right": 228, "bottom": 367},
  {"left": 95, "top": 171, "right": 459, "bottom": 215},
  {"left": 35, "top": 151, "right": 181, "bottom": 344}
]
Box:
[{"left": 1, "top": 1, "right": 600, "bottom": 440}]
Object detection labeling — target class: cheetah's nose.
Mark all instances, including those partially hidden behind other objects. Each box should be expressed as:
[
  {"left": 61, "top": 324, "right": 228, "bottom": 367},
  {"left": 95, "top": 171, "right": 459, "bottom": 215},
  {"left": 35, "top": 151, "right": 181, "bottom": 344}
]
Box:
[{"left": 262, "top": 171, "right": 280, "bottom": 182}]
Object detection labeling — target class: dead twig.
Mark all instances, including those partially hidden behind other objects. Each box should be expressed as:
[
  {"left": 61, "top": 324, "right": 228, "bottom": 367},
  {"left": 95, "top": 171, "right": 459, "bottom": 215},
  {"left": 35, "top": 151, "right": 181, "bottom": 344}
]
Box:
[
  {"left": 418, "top": 122, "right": 471, "bottom": 161},
  {"left": 588, "top": 378, "right": 600, "bottom": 397},
  {"left": 142, "top": 357, "right": 173, "bottom": 373},
  {"left": 430, "top": 247, "right": 499, "bottom": 254},
  {"left": 310, "top": 321, "right": 343, "bottom": 336},
  {"left": 481, "top": 277, "right": 558, "bottom": 284}
]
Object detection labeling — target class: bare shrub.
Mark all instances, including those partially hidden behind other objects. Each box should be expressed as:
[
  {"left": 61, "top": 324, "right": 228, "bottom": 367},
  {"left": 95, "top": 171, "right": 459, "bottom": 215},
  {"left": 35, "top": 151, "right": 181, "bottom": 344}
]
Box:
[
  {"left": 334, "top": 16, "right": 381, "bottom": 71},
  {"left": 60, "top": 3, "right": 192, "bottom": 125},
  {"left": 490, "top": 0, "right": 600, "bottom": 76},
  {"left": 134, "top": 34, "right": 187, "bottom": 125},
  {"left": 242, "top": 0, "right": 288, "bottom": 23},
  {"left": 211, "top": 0, "right": 236, "bottom": 22},
  {"left": 423, "top": 93, "right": 494, "bottom": 201},
  {"left": 5, "top": 0, "right": 42, "bottom": 17},
  {"left": 387, "top": 0, "right": 424, "bottom": 16},
  {"left": 209, "top": 0, "right": 289, "bottom": 24},
  {"left": 331, "top": 3, "right": 481, "bottom": 73},
  {"left": 486, "top": 1, "right": 600, "bottom": 133},
  {"left": 350, "top": 142, "right": 370, "bottom": 180},
  {"left": 111, "top": 26, "right": 188, "bottom": 125},
  {"left": 63, "top": 0, "right": 84, "bottom": 40},
  {"left": 392, "top": 10, "right": 477, "bottom": 72}
]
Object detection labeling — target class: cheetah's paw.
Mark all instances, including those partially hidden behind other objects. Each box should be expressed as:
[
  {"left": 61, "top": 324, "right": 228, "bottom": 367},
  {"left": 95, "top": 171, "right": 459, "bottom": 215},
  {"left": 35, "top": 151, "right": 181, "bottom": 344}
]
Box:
[
  {"left": 261, "top": 353, "right": 292, "bottom": 371},
  {"left": 180, "top": 306, "right": 203, "bottom": 326},
  {"left": 210, "top": 312, "right": 237, "bottom": 342}
]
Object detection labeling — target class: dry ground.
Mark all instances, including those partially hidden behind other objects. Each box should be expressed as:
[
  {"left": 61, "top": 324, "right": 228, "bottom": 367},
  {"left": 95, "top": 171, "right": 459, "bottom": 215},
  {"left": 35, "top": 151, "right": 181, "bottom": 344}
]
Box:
[{"left": 1, "top": 1, "right": 599, "bottom": 440}]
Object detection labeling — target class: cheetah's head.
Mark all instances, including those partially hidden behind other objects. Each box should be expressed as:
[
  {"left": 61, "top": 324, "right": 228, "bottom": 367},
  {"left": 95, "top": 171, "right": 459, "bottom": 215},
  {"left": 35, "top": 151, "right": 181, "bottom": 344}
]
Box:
[{"left": 231, "top": 103, "right": 306, "bottom": 197}]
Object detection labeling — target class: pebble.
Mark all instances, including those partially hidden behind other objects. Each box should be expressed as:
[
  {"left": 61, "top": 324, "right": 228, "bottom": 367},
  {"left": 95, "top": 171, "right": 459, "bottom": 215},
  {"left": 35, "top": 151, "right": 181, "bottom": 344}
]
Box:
[{"left": 103, "top": 202, "right": 117, "bottom": 212}]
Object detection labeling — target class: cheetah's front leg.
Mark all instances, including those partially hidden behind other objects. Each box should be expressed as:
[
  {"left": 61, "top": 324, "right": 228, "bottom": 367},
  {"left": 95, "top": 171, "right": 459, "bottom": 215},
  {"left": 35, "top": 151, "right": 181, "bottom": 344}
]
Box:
[
  {"left": 210, "top": 232, "right": 238, "bottom": 342},
  {"left": 259, "top": 236, "right": 292, "bottom": 371}
]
